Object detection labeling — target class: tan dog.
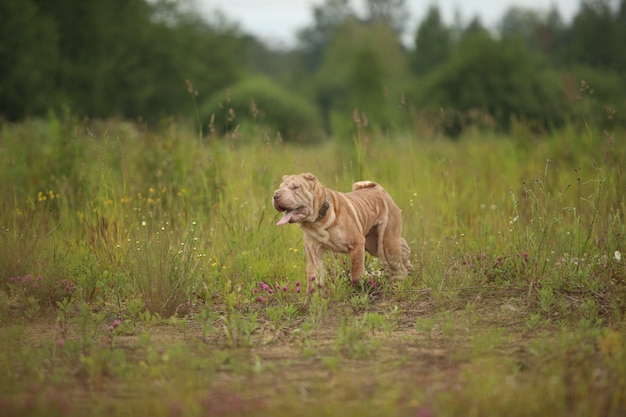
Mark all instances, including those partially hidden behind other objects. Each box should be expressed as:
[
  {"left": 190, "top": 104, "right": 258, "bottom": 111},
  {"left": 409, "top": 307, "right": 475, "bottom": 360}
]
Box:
[{"left": 273, "top": 173, "right": 412, "bottom": 291}]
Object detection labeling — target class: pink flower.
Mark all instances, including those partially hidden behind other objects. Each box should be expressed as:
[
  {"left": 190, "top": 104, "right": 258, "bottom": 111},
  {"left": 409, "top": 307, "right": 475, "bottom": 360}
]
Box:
[{"left": 108, "top": 319, "right": 122, "bottom": 331}]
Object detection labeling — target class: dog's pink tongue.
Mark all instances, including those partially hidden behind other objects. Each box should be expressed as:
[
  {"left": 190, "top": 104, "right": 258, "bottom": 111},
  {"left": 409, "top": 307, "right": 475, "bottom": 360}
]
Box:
[{"left": 277, "top": 210, "right": 294, "bottom": 226}]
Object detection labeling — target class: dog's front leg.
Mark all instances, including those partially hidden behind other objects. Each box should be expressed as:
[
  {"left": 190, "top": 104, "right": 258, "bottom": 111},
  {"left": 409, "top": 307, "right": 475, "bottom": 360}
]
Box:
[{"left": 304, "top": 237, "right": 325, "bottom": 293}]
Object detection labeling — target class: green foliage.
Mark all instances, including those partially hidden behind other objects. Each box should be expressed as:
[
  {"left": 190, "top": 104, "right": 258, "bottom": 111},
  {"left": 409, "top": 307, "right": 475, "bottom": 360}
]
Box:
[
  {"left": 418, "top": 32, "right": 568, "bottom": 134},
  {"left": 0, "top": 0, "right": 248, "bottom": 122},
  {"left": 0, "top": 0, "right": 58, "bottom": 119},
  {"left": 201, "top": 76, "right": 325, "bottom": 143},
  {"left": 316, "top": 18, "right": 410, "bottom": 134},
  {"left": 296, "top": 0, "right": 355, "bottom": 73},
  {"left": 412, "top": 5, "right": 452, "bottom": 75},
  {"left": 564, "top": 0, "right": 626, "bottom": 72},
  {"left": 4, "top": 0, "right": 626, "bottom": 139},
  {"left": 567, "top": 65, "right": 626, "bottom": 128}
]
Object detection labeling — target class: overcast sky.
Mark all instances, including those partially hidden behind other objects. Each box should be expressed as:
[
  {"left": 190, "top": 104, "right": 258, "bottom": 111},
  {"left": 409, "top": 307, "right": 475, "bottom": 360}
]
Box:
[{"left": 194, "top": 0, "right": 582, "bottom": 47}]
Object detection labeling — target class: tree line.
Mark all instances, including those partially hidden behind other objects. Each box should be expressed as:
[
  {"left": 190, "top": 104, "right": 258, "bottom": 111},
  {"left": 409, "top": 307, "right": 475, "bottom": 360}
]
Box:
[{"left": 1, "top": 0, "right": 625, "bottom": 139}]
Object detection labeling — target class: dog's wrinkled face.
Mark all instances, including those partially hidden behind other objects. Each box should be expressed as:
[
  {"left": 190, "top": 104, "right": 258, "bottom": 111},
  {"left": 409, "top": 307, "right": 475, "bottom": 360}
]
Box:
[{"left": 273, "top": 173, "right": 319, "bottom": 226}]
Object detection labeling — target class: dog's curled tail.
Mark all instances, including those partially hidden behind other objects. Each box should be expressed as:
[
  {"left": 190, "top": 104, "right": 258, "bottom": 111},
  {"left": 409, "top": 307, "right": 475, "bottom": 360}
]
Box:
[{"left": 352, "top": 181, "right": 381, "bottom": 191}]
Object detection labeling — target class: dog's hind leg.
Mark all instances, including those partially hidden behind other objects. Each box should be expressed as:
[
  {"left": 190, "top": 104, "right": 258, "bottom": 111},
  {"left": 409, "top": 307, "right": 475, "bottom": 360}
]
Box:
[
  {"left": 379, "top": 221, "right": 409, "bottom": 280},
  {"left": 401, "top": 237, "right": 413, "bottom": 274}
]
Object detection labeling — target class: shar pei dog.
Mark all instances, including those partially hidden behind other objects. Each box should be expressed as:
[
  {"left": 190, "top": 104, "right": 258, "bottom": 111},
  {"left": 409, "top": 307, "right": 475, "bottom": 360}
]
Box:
[{"left": 273, "top": 173, "right": 412, "bottom": 292}]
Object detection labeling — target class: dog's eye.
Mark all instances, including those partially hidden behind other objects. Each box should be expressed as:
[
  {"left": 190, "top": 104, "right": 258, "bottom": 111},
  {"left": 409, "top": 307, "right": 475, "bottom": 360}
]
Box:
[{"left": 289, "top": 184, "right": 299, "bottom": 190}]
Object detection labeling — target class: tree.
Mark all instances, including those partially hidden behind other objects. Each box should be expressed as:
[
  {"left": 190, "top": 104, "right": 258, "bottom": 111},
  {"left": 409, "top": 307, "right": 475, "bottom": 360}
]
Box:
[
  {"left": 0, "top": 0, "right": 58, "bottom": 120},
  {"left": 315, "top": 18, "right": 409, "bottom": 133},
  {"left": 564, "top": 0, "right": 625, "bottom": 71},
  {"left": 296, "top": 0, "right": 354, "bottom": 73},
  {"left": 0, "top": 0, "right": 250, "bottom": 122},
  {"left": 411, "top": 5, "right": 451, "bottom": 75},
  {"left": 365, "top": 0, "right": 409, "bottom": 34},
  {"left": 420, "top": 31, "right": 568, "bottom": 132},
  {"left": 500, "top": 6, "right": 566, "bottom": 59}
]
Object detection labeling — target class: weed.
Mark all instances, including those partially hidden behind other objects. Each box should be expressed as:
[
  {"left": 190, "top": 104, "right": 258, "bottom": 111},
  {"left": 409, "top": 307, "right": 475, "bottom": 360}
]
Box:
[
  {"left": 221, "top": 311, "right": 258, "bottom": 348},
  {"left": 335, "top": 315, "right": 378, "bottom": 358}
]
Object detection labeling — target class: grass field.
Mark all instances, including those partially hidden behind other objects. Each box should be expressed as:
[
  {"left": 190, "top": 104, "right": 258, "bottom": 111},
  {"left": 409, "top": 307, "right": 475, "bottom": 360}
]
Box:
[{"left": 1, "top": 114, "right": 625, "bottom": 416}]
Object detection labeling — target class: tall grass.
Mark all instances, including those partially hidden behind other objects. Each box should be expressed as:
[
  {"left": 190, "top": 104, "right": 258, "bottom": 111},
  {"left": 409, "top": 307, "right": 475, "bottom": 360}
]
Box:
[
  {"left": 0, "top": 110, "right": 625, "bottom": 416},
  {"left": 1, "top": 112, "right": 624, "bottom": 320}
]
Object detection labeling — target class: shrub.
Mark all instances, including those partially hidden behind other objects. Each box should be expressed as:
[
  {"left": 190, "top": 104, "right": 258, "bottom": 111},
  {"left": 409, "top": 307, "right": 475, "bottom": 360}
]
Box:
[
  {"left": 201, "top": 76, "right": 325, "bottom": 144},
  {"left": 417, "top": 32, "right": 569, "bottom": 134}
]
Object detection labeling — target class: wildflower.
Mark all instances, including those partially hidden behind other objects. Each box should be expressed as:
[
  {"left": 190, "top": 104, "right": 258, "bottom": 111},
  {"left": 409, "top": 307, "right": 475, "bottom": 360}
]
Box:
[
  {"left": 185, "top": 79, "right": 198, "bottom": 96},
  {"left": 256, "top": 296, "right": 265, "bottom": 303},
  {"left": 615, "top": 251, "right": 622, "bottom": 262},
  {"left": 107, "top": 319, "right": 122, "bottom": 332}
]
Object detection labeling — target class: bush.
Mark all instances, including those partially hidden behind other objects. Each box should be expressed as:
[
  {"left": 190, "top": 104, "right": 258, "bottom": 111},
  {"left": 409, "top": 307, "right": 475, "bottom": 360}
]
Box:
[
  {"left": 201, "top": 76, "right": 325, "bottom": 144},
  {"left": 417, "top": 32, "right": 569, "bottom": 134}
]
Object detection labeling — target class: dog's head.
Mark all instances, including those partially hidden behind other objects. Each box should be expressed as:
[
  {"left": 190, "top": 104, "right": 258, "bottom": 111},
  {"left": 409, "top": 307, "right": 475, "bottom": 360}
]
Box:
[{"left": 273, "top": 173, "right": 323, "bottom": 226}]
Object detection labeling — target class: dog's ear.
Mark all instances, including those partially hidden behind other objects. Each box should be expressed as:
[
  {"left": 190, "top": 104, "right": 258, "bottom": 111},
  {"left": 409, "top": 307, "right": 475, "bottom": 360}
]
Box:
[{"left": 302, "top": 173, "right": 317, "bottom": 181}]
